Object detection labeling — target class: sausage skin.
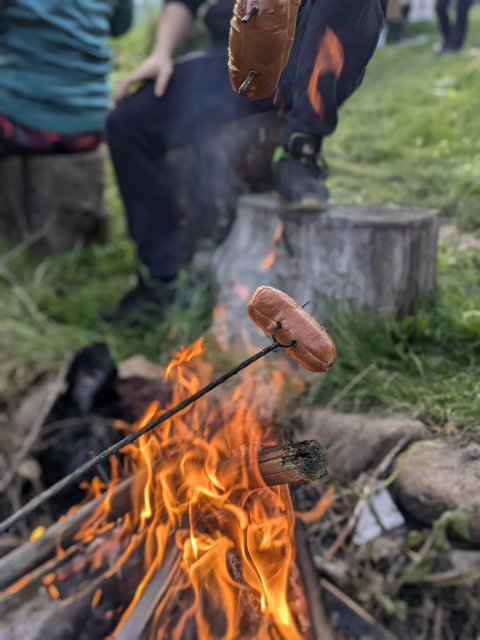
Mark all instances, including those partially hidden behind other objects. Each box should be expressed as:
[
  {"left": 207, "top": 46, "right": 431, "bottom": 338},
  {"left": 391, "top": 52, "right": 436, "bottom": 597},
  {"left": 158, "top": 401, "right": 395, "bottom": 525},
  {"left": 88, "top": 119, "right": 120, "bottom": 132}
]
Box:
[
  {"left": 228, "top": 0, "right": 301, "bottom": 100},
  {"left": 248, "top": 286, "right": 337, "bottom": 372}
]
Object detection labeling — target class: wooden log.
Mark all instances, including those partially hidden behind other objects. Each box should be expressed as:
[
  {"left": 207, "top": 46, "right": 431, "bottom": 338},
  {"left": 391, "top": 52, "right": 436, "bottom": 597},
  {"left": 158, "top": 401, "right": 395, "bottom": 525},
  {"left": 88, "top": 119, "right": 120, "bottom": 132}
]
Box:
[
  {"left": 211, "top": 194, "right": 440, "bottom": 352},
  {"left": 0, "top": 528, "right": 148, "bottom": 640},
  {"left": 0, "top": 473, "right": 141, "bottom": 592},
  {"left": 216, "top": 440, "right": 328, "bottom": 488},
  {"left": 0, "top": 151, "right": 109, "bottom": 253},
  {"left": 0, "top": 440, "right": 326, "bottom": 591}
]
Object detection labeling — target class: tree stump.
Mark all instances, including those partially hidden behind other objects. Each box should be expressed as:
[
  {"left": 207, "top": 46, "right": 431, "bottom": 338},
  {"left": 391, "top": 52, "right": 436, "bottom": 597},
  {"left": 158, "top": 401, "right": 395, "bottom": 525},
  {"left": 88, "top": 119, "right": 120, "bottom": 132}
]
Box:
[
  {"left": 0, "top": 150, "right": 109, "bottom": 253},
  {"left": 166, "top": 111, "right": 285, "bottom": 263},
  {"left": 211, "top": 195, "right": 440, "bottom": 352}
]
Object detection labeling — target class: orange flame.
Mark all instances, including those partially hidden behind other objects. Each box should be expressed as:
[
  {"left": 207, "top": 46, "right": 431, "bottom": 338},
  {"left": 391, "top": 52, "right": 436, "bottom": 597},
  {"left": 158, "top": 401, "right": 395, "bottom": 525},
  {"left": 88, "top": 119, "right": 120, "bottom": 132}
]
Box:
[
  {"left": 296, "top": 484, "right": 336, "bottom": 524},
  {"left": 44, "top": 340, "right": 315, "bottom": 638},
  {"left": 260, "top": 222, "right": 284, "bottom": 271},
  {"left": 30, "top": 525, "right": 46, "bottom": 542},
  {"left": 308, "top": 28, "right": 344, "bottom": 118}
]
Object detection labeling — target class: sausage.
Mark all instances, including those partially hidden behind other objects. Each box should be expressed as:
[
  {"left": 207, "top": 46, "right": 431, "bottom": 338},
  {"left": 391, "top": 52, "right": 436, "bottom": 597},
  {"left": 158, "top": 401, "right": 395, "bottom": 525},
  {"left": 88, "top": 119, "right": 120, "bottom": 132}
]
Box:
[
  {"left": 228, "top": 0, "right": 301, "bottom": 100},
  {"left": 247, "top": 286, "right": 337, "bottom": 372}
]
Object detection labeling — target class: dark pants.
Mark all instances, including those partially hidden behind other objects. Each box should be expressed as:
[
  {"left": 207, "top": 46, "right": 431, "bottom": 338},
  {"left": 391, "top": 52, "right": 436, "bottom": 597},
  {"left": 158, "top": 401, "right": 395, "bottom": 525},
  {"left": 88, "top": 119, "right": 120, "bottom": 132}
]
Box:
[
  {"left": 436, "top": 0, "right": 472, "bottom": 49},
  {"left": 106, "top": 0, "right": 386, "bottom": 280}
]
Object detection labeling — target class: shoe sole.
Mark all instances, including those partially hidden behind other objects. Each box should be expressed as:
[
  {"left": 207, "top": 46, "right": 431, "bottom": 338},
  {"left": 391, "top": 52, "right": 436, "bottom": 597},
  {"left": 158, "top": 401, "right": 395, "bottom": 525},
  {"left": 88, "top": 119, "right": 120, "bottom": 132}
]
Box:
[{"left": 272, "top": 192, "right": 329, "bottom": 213}]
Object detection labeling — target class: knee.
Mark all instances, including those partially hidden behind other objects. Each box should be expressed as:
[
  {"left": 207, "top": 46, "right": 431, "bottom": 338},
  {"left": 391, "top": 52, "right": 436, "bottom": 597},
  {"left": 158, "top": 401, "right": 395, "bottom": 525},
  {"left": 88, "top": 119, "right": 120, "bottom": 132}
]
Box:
[{"left": 105, "top": 84, "right": 155, "bottom": 143}]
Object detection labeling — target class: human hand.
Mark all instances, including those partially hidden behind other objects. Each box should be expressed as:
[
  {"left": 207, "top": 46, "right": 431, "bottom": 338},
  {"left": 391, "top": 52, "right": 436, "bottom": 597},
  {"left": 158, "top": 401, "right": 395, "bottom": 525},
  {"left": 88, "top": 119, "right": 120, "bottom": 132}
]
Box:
[{"left": 114, "top": 53, "right": 174, "bottom": 103}]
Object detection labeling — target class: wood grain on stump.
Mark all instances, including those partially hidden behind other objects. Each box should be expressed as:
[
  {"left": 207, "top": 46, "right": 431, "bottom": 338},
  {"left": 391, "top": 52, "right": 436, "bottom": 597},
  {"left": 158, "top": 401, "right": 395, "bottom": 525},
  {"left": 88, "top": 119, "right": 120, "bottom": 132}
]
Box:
[{"left": 212, "top": 194, "right": 440, "bottom": 352}]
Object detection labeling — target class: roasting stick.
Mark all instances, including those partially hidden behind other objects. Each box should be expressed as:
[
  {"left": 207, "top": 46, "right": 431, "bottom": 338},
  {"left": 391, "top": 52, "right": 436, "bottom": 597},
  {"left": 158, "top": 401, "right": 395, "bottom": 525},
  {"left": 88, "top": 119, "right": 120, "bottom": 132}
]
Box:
[{"left": 0, "top": 286, "right": 336, "bottom": 536}]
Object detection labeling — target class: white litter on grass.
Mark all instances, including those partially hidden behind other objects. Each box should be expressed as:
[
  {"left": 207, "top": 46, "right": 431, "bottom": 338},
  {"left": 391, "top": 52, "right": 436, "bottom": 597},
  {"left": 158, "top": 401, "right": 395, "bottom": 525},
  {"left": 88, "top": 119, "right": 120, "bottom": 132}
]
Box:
[{"left": 353, "top": 488, "right": 405, "bottom": 546}]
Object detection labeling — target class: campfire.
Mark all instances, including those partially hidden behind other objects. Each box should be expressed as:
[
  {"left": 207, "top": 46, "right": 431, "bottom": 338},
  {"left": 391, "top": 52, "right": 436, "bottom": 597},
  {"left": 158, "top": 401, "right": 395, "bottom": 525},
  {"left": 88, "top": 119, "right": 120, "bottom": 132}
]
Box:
[{"left": 0, "top": 294, "right": 333, "bottom": 640}]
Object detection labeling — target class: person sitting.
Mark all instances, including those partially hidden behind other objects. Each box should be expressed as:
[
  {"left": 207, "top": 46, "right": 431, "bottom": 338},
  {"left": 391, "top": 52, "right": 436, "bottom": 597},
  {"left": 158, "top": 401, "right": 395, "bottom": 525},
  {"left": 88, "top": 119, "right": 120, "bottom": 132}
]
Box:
[
  {"left": 103, "top": 0, "right": 387, "bottom": 322},
  {"left": 0, "top": 0, "right": 133, "bottom": 155}
]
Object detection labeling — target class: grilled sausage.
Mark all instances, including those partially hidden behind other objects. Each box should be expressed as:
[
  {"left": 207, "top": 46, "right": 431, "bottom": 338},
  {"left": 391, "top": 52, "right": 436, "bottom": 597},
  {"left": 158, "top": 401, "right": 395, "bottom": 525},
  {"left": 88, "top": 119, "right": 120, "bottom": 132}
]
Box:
[
  {"left": 248, "top": 286, "right": 337, "bottom": 372},
  {"left": 228, "top": 0, "right": 300, "bottom": 100}
]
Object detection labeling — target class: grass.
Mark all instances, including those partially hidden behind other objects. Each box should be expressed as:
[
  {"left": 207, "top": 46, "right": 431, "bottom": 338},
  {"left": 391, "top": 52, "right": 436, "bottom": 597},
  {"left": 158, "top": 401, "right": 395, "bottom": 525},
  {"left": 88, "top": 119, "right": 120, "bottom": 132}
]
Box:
[
  {"left": 326, "top": 17, "right": 480, "bottom": 232},
  {"left": 0, "top": 11, "right": 479, "bottom": 431}
]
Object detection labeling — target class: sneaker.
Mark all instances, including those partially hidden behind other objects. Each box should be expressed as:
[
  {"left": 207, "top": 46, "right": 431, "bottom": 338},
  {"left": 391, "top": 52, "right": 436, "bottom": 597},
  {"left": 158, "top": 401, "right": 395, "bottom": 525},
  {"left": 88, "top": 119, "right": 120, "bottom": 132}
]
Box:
[
  {"left": 272, "top": 133, "right": 329, "bottom": 211},
  {"left": 100, "top": 271, "right": 175, "bottom": 324},
  {"left": 432, "top": 41, "right": 450, "bottom": 55}
]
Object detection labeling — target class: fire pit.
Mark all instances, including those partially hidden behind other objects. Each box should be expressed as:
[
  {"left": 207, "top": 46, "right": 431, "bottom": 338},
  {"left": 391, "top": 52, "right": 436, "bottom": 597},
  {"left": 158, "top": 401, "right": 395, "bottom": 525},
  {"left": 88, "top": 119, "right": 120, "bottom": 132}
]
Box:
[{"left": 0, "top": 288, "right": 336, "bottom": 640}]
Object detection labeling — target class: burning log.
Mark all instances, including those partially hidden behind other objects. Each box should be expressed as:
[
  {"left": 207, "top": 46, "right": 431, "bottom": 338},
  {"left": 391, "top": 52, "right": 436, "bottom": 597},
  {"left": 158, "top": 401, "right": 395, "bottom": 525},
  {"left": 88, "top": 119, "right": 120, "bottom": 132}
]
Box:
[
  {"left": 217, "top": 439, "right": 328, "bottom": 488},
  {"left": 0, "top": 440, "right": 327, "bottom": 593}
]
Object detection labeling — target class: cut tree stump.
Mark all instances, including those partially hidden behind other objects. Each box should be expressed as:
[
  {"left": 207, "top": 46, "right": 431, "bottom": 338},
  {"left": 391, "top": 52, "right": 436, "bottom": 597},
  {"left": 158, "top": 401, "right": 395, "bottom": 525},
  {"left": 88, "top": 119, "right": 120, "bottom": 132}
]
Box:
[
  {"left": 212, "top": 195, "right": 440, "bottom": 352},
  {"left": 0, "top": 150, "right": 109, "bottom": 253},
  {"left": 167, "top": 111, "right": 285, "bottom": 263}
]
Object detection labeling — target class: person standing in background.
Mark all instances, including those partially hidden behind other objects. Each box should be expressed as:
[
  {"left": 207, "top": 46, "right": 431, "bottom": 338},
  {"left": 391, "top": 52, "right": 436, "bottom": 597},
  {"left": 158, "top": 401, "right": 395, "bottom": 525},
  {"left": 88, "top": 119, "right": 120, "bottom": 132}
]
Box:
[
  {"left": 433, "top": 0, "right": 473, "bottom": 54},
  {"left": 0, "top": 0, "right": 133, "bottom": 155}
]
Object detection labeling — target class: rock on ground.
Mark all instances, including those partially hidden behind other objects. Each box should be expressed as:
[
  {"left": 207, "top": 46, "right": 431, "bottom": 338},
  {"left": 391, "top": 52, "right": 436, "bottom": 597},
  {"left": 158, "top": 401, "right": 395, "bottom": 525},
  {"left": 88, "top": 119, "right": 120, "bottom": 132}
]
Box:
[
  {"left": 292, "top": 409, "right": 426, "bottom": 483},
  {"left": 393, "top": 441, "right": 480, "bottom": 544}
]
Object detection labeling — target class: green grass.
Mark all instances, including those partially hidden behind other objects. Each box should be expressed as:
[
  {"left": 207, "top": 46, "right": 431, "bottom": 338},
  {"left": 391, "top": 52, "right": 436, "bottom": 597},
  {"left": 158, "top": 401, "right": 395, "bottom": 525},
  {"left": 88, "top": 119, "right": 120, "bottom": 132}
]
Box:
[
  {"left": 326, "top": 15, "right": 480, "bottom": 231},
  {"left": 307, "top": 241, "right": 480, "bottom": 431},
  {"left": 0, "top": 11, "right": 479, "bottom": 431}
]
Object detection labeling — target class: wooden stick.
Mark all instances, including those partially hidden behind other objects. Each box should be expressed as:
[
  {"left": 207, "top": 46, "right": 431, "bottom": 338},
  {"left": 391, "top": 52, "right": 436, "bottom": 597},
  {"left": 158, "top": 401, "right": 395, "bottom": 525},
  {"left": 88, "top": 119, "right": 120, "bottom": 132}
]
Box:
[
  {"left": 0, "top": 440, "right": 327, "bottom": 591},
  {"left": 217, "top": 440, "right": 328, "bottom": 488},
  {"left": 113, "top": 540, "right": 182, "bottom": 640}
]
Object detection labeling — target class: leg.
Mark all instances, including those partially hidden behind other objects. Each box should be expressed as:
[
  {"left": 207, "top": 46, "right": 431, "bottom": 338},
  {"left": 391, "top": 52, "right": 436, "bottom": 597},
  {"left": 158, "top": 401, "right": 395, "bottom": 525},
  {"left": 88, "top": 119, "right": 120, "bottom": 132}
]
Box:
[
  {"left": 272, "top": 0, "right": 386, "bottom": 209},
  {"left": 435, "top": 0, "right": 451, "bottom": 46},
  {"left": 450, "top": 0, "right": 473, "bottom": 49},
  {"left": 281, "top": 0, "right": 387, "bottom": 141},
  {"left": 106, "top": 82, "right": 180, "bottom": 282},
  {"left": 106, "top": 45, "right": 271, "bottom": 283}
]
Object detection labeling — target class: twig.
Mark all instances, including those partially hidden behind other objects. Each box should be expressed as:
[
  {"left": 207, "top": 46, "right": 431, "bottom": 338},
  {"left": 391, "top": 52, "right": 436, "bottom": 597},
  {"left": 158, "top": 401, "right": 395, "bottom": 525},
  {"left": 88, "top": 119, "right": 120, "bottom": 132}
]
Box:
[
  {"left": 0, "top": 213, "right": 56, "bottom": 267},
  {"left": 0, "top": 362, "right": 68, "bottom": 494},
  {"left": 324, "top": 435, "right": 410, "bottom": 561}
]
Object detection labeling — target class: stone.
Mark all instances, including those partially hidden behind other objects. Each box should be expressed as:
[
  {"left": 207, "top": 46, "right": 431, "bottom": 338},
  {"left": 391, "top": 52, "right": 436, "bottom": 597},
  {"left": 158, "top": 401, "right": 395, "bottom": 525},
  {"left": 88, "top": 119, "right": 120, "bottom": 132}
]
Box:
[
  {"left": 393, "top": 441, "right": 480, "bottom": 544},
  {"left": 211, "top": 195, "right": 440, "bottom": 353},
  {"left": 0, "top": 150, "right": 109, "bottom": 253},
  {"left": 292, "top": 409, "right": 426, "bottom": 483}
]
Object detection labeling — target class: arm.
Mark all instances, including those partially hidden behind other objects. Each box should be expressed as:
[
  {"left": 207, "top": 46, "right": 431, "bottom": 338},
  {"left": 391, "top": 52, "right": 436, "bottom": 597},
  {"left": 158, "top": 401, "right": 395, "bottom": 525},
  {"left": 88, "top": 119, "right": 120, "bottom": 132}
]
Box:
[
  {"left": 111, "top": 0, "right": 134, "bottom": 38},
  {"left": 114, "top": 2, "right": 195, "bottom": 102}
]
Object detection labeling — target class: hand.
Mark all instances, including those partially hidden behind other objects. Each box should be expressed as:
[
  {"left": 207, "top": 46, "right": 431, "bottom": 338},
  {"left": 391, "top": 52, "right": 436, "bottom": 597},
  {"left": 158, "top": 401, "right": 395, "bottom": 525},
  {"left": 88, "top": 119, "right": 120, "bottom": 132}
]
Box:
[{"left": 114, "top": 53, "right": 174, "bottom": 103}]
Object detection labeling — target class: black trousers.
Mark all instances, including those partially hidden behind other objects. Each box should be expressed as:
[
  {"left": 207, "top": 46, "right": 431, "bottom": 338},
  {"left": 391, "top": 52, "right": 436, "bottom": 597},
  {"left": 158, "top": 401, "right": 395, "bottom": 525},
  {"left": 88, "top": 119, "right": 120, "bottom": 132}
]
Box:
[
  {"left": 436, "top": 0, "right": 472, "bottom": 50},
  {"left": 106, "top": 0, "right": 386, "bottom": 280}
]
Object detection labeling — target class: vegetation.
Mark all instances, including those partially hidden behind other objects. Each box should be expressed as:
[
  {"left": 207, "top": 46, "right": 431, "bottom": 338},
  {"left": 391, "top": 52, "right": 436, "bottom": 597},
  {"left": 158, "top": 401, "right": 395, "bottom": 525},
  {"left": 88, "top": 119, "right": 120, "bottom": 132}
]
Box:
[{"left": 0, "top": 11, "right": 478, "bottom": 432}]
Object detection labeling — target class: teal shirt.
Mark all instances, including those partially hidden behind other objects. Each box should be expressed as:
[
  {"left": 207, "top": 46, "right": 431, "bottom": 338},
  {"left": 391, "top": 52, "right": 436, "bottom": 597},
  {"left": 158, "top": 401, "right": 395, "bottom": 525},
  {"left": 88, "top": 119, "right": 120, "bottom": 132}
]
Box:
[{"left": 0, "top": 0, "right": 133, "bottom": 134}]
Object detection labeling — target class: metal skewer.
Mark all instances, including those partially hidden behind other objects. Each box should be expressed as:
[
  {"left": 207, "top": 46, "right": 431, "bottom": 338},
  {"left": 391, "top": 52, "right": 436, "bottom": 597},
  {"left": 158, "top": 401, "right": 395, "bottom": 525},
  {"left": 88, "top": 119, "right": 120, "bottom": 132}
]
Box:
[
  {"left": 238, "top": 70, "right": 257, "bottom": 95},
  {"left": 241, "top": 5, "right": 258, "bottom": 22}
]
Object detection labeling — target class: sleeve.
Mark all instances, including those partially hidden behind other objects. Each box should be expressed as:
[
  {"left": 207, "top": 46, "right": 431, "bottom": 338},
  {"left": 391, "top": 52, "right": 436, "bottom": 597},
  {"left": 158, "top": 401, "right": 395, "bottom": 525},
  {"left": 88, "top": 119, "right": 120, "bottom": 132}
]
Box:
[
  {"left": 110, "top": 0, "right": 134, "bottom": 37},
  {"left": 164, "top": 0, "right": 205, "bottom": 17}
]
